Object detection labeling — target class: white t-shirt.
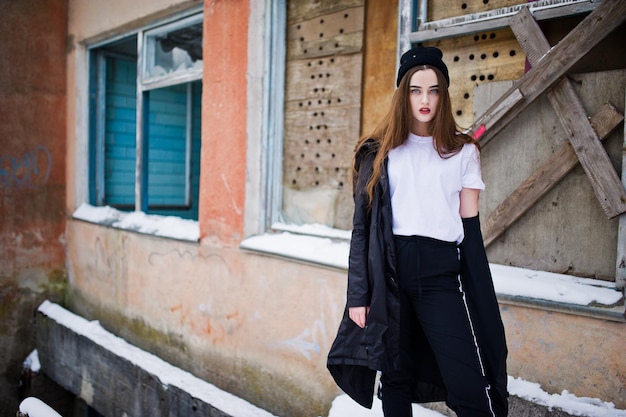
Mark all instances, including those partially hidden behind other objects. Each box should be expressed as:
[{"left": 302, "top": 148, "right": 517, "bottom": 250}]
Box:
[{"left": 387, "top": 133, "right": 485, "bottom": 244}]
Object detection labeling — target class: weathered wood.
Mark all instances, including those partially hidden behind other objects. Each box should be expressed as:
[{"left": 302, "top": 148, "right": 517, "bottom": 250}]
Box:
[
  {"left": 618, "top": 88, "right": 626, "bottom": 290},
  {"left": 509, "top": 6, "right": 626, "bottom": 218},
  {"left": 413, "top": 0, "right": 602, "bottom": 42},
  {"left": 284, "top": 1, "right": 364, "bottom": 229},
  {"left": 483, "top": 103, "right": 624, "bottom": 247},
  {"left": 472, "top": 0, "right": 626, "bottom": 146},
  {"left": 287, "top": 6, "right": 365, "bottom": 59},
  {"left": 431, "top": 28, "right": 526, "bottom": 129},
  {"left": 361, "top": 0, "right": 398, "bottom": 136},
  {"left": 288, "top": 0, "right": 364, "bottom": 24},
  {"left": 429, "top": 0, "right": 521, "bottom": 22},
  {"left": 548, "top": 79, "right": 626, "bottom": 218}
]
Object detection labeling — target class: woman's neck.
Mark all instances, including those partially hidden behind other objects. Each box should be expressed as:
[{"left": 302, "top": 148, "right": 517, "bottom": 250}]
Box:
[{"left": 411, "top": 121, "right": 431, "bottom": 137}]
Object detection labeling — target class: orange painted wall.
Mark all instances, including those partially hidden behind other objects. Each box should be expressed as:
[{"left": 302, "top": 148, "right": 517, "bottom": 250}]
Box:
[
  {"left": 200, "top": 0, "right": 250, "bottom": 246},
  {"left": 0, "top": 0, "right": 68, "bottom": 414},
  {"left": 0, "top": 0, "right": 67, "bottom": 284}
]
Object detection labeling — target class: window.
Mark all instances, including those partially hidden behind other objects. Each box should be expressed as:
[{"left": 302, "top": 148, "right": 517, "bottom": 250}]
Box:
[
  {"left": 262, "top": 0, "right": 365, "bottom": 233},
  {"left": 88, "top": 12, "right": 202, "bottom": 220}
]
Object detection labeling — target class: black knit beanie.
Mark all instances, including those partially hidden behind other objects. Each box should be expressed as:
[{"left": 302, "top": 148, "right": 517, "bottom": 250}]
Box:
[{"left": 396, "top": 45, "right": 450, "bottom": 87}]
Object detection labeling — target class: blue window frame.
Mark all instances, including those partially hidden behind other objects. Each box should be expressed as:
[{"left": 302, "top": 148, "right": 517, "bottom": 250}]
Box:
[{"left": 88, "top": 12, "right": 202, "bottom": 220}]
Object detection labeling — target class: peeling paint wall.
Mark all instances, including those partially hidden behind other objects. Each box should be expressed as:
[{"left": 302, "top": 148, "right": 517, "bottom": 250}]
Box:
[{"left": 0, "top": 0, "right": 69, "bottom": 415}]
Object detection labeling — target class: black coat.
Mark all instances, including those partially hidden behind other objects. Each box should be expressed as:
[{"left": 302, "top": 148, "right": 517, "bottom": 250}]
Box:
[{"left": 327, "top": 140, "right": 508, "bottom": 416}]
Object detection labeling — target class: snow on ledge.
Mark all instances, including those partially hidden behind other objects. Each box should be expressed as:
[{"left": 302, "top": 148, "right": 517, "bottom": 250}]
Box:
[
  {"left": 72, "top": 203, "right": 199, "bottom": 242},
  {"left": 37, "top": 301, "right": 277, "bottom": 417},
  {"left": 508, "top": 376, "right": 626, "bottom": 417},
  {"left": 240, "top": 231, "right": 623, "bottom": 308}
]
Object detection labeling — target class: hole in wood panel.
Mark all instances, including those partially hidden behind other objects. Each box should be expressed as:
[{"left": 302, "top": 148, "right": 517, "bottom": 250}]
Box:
[{"left": 493, "top": 51, "right": 499, "bottom": 58}]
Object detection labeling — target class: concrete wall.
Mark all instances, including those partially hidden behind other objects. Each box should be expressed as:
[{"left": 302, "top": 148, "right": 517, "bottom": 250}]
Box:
[{"left": 0, "top": 0, "right": 68, "bottom": 415}]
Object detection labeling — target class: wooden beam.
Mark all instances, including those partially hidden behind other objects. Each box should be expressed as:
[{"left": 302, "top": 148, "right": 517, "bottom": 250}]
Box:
[
  {"left": 483, "top": 103, "right": 624, "bottom": 247},
  {"left": 510, "top": 6, "right": 626, "bottom": 218},
  {"left": 472, "top": 0, "right": 626, "bottom": 146},
  {"left": 411, "top": 0, "right": 602, "bottom": 43},
  {"left": 618, "top": 87, "right": 626, "bottom": 290}
]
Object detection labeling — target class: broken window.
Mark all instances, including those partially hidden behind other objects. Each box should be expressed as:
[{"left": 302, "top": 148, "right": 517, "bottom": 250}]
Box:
[{"left": 88, "top": 11, "right": 203, "bottom": 220}]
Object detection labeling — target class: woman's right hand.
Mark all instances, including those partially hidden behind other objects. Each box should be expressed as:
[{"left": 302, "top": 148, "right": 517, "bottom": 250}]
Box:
[{"left": 349, "top": 306, "right": 370, "bottom": 328}]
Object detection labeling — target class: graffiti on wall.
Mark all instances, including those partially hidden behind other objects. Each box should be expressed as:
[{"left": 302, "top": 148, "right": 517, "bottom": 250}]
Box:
[{"left": 0, "top": 145, "right": 52, "bottom": 189}]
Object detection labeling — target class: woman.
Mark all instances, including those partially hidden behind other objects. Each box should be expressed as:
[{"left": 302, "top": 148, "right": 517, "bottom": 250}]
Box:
[{"left": 327, "top": 46, "right": 508, "bottom": 417}]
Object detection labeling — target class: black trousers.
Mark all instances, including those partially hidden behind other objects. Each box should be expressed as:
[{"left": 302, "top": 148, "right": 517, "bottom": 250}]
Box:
[{"left": 381, "top": 235, "right": 496, "bottom": 417}]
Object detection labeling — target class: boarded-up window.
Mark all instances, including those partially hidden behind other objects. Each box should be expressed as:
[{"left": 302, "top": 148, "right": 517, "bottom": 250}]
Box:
[{"left": 281, "top": 0, "right": 365, "bottom": 230}]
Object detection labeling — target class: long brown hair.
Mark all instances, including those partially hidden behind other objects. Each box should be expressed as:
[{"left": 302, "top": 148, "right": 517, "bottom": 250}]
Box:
[{"left": 354, "top": 65, "right": 476, "bottom": 205}]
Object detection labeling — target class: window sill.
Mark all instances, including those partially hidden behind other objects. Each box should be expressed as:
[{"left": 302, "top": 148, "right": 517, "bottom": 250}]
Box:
[
  {"left": 72, "top": 203, "right": 200, "bottom": 242},
  {"left": 240, "top": 229, "right": 625, "bottom": 322}
]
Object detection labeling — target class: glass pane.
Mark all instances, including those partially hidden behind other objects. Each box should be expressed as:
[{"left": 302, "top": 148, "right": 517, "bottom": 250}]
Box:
[
  {"left": 104, "top": 56, "right": 137, "bottom": 208},
  {"left": 145, "top": 20, "right": 203, "bottom": 82},
  {"left": 146, "top": 84, "right": 189, "bottom": 206}
]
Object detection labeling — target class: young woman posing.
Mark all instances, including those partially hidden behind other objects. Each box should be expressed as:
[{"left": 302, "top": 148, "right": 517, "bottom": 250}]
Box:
[{"left": 328, "top": 46, "right": 508, "bottom": 417}]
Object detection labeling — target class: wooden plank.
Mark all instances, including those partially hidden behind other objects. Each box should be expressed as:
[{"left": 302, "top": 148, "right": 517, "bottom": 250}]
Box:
[
  {"left": 287, "top": 6, "right": 365, "bottom": 59},
  {"left": 510, "top": 6, "right": 626, "bottom": 218},
  {"left": 483, "top": 103, "right": 624, "bottom": 246},
  {"left": 412, "top": 0, "right": 602, "bottom": 42},
  {"left": 288, "top": 0, "right": 364, "bottom": 24},
  {"left": 431, "top": 28, "right": 526, "bottom": 129},
  {"left": 548, "top": 79, "right": 626, "bottom": 218},
  {"left": 471, "top": 0, "right": 626, "bottom": 146},
  {"left": 617, "top": 89, "right": 626, "bottom": 290},
  {"left": 361, "top": 0, "right": 398, "bottom": 136}
]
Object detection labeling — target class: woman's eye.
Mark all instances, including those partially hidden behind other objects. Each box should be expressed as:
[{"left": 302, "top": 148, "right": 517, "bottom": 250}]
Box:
[{"left": 430, "top": 89, "right": 439, "bottom": 94}]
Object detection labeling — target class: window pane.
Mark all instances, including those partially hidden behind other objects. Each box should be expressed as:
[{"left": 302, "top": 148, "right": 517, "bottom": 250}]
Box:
[
  {"left": 144, "top": 18, "right": 203, "bottom": 84},
  {"left": 146, "top": 84, "right": 188, "bottom": 206},
  {"left": 144, "top": 81, "right": 201, "bottom": 220},
  {"left": 104, "top": 56, "right": 137, "bottom": 207}
]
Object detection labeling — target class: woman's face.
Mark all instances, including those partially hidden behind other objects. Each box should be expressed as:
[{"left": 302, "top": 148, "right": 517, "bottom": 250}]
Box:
[{"left": 408, "top": 68, "right": 439, "bottom": 135}]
